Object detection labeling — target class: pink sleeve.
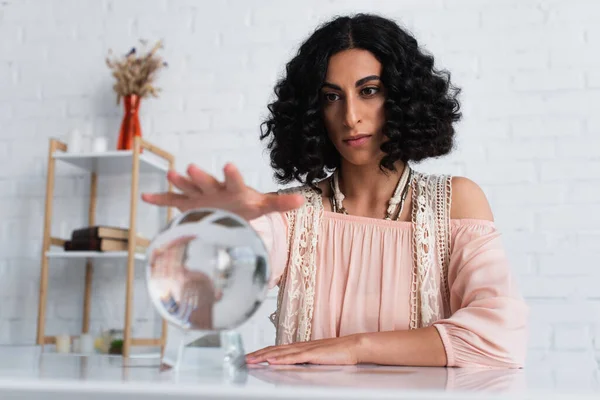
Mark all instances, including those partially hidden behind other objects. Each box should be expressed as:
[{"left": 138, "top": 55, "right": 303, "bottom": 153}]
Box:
[
  {"left": 249, "top": 212, "right": 289, "bottom": 289},
  {"left": 432, "top": 220, "right": 529, "bottom": 369}
]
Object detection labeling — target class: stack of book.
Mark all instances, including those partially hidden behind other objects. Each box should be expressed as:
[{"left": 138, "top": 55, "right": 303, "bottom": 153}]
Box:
[{"left": 63, "top": 226, "right": 149, "bottom": 252}]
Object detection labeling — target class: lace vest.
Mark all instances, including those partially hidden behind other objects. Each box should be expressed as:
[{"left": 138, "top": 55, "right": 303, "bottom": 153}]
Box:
[{"left": 270, "top": 171, "right": 453, "bottom": 345}]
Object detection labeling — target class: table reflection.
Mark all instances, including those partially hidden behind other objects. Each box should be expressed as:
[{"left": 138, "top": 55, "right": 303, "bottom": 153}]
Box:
[{"left": 247, "top": 364, "right": 527, "bottom": 393}]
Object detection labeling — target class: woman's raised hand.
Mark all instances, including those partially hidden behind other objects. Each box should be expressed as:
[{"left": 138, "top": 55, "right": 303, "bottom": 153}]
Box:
[{"left": 141, "top": 163, "right": 304, "bottom": 221}]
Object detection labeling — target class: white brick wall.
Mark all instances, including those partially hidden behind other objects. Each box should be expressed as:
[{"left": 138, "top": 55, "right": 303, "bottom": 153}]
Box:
[{"left": 0, "top": 0, "right": 599, "bottom": 371}]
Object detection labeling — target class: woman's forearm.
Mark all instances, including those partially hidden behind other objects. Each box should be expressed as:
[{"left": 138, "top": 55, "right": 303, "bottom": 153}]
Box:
[{"left": 355, "top": 326, "right": 447, "bottom": 367}]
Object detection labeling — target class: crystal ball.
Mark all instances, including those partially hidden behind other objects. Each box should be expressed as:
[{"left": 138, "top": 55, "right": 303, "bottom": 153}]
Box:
[{"left": 145, "top": 208, "right": 270, "bottom": 331}]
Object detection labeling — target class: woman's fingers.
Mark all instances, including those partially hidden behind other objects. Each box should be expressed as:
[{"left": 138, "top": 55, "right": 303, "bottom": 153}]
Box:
[
  {"left": 167, "top": 170, "right": 203, "bottom": 196},
  {"left": 264, "top": 193, "right": 305, "bottom": 213},
  {"left": 223, "top": 163, "right": 245, "bottom": 192},
  {"left": 246, "top": 342, "right": 313, "bottom": 363},
  {"left": 141, "top": 192, "right": 190, "bottom": 210},
  {"left": 266, "top": 351, "right": 310, "bottom": 365},
  {"left": 248, "top": 346, "right": 311, "bottom": 364},
  {"left": 245, "top": 345, "right": 282, "bottom": 361},
  {"left": 187, "top": 164, "right": 222, "bottom": 195}
]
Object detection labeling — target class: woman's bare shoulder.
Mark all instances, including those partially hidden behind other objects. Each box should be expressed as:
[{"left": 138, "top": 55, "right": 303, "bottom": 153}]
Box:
[{"left": 450, "top": 176, "right": 494, "bottom": 221}]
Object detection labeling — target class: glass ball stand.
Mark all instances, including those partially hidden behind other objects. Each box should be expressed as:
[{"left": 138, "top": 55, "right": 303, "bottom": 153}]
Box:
[{"left": 161, "top": 326, "right": 245, "bottom": 371}]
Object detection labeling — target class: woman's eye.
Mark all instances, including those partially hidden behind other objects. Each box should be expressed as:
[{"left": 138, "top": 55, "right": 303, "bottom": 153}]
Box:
[
  {"left": 324, "top": 93, "right": 340, "bottom": 102},
  {"left": 361, "top": 87, "right": 379, "bottom": 96}
]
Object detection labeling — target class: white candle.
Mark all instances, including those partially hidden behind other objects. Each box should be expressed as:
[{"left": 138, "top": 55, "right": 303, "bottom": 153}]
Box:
[
  {"left": 55, "top": 334, "right": 71, "bottom": 354},
  {"left": 79, "top": 333, "right": 94, "bottom": 353},
  {"left": 92, "top": 136, "right": 108, "bottom": 153},
  {"left": 67, "top": 129, "right": 82, "bottom": 153}
]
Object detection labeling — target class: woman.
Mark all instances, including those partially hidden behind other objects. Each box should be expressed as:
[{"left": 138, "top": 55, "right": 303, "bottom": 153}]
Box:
[{"left": 142, "top": 14, "right": 528, "bottom": 368}]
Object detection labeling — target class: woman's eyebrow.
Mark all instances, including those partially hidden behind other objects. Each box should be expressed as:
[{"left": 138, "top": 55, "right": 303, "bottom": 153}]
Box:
[
  {"left": 355, "top": 75, "right": 380, "bottom": 86},
  {"left": 321, "top": 75, "right": 381, "bottom": 90},
  {"left": 322, "top": 82, "right": 342, "bottom": 90}
]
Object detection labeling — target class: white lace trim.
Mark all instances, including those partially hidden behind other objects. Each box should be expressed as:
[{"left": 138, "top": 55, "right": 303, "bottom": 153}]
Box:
[
  {"left": 272, "top": 186, "right": 322, "bottom": 345},
  {"left": 436, "top": 175, "right": 452, "bottom": 315},
  {"left": 410, "top": 172, "right": 452, "bottom": 329}
]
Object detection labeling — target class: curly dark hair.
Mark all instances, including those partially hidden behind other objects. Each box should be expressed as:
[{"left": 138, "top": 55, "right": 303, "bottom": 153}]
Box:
[{"left": 259, "top": 13, "right": 462, "bottom": 192}]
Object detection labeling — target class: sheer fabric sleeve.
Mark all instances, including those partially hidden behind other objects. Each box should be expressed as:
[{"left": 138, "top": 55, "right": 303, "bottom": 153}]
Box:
[
  {"left": 249, "top": 212, "right": 289, "bottom": 289},
  {"left": 433, "top": 220, "right": 529, "bottom": 368}
]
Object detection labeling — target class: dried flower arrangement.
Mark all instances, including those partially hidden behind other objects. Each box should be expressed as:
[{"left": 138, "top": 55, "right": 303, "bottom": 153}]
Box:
[{"left": 105, "top": 39, "right": 167, "bottom": 104}]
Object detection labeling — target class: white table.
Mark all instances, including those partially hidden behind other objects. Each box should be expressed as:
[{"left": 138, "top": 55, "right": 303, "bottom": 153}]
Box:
[{"left": 0, "top": 346, "right": 598, "bottom": 399}]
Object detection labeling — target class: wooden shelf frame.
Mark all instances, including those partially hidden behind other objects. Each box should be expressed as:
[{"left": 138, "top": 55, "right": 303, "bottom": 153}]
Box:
[{"left": 36, "top": 137, "right": 174, "bottom": 357}]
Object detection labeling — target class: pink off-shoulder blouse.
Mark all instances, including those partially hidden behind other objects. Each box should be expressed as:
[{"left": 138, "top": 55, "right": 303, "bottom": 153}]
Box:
[{"left": 251, "top": 210, "right": 529, "bottom": 368}]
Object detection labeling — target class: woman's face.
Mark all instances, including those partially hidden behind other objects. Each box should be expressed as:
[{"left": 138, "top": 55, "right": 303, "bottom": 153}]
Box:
[{"left": 321, "top": 48, "right": 386, "bottom": 166}]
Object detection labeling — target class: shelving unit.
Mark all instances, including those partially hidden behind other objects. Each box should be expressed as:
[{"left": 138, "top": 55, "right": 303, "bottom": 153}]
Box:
[{"left": 36, "top": 137, "right": 174, "bottom": 357}]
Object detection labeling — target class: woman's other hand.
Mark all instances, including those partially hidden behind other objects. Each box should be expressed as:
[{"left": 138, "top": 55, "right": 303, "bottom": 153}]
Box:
[{"left": 245, "top": 335, "right": 362, "bottom": 365}]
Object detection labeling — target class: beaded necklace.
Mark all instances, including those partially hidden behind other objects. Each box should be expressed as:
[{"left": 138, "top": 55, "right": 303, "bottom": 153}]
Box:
[{"left": 329, "top": 165, "right": 412, "bottom": 220}]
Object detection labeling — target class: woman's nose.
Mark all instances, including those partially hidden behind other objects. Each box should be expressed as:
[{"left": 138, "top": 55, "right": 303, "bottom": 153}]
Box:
[{"left": 343, "top": 96, "right": 361, "bottom": 128}]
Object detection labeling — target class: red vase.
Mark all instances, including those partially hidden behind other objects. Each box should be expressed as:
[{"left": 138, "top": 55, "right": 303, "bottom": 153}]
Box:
[{"left": 117, "top": 94, "right": 142, "bottom": 151}]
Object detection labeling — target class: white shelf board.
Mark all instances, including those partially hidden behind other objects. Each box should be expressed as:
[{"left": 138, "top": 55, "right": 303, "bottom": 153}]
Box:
[
  {"left": 53, "top": 150, "right": 169, "bottom": 175},
  {"left": 46, "top": 251, "right": 146, "bottom": 261}
]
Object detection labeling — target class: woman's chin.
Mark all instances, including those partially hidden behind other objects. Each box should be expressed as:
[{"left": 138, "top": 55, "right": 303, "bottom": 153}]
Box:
[
  {"left": 334, "top": 140, "right": 384, "bottom": 167},
  {"left": 338, "top": 152, "right": 382, "bottom": 167}
]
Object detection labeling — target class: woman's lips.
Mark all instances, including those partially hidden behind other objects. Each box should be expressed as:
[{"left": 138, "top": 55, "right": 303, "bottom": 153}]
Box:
[{"left": 344, "top": 135, "right": 372, "bottom": 147}]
